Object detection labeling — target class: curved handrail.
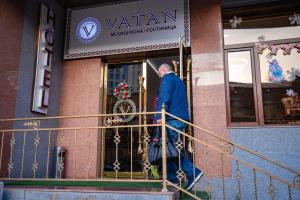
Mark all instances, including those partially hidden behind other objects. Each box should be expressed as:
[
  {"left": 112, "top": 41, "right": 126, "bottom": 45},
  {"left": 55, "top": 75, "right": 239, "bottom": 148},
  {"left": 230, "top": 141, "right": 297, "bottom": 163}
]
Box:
[
  {"left": 0, "top": 111, "right": 162, "bottom": 122},
  {"left": 166, "top": 124, "right": 295, "bottom": 188},
  {"left": 165, "top": 112, "right": 300, "bottom": 176}
]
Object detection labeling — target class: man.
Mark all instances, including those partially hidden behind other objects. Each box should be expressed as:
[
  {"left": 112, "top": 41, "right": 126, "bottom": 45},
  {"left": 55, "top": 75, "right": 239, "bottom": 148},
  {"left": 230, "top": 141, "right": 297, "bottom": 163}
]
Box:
[{"left": 154, "top": 63, "right": 203, "bottom": 190}]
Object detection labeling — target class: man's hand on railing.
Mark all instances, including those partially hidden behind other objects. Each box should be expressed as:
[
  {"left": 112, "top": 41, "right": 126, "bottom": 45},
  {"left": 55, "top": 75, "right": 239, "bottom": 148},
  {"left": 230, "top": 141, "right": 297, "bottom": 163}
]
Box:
[{"left": 156, "top": 119, "right": 162, "bottom": 124}]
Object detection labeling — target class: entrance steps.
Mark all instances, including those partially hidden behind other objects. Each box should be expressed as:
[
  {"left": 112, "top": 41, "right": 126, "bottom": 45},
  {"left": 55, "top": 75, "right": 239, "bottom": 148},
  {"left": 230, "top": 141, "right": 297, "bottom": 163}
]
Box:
[
  {"left": 3, "top": 185, "right": 179, "bottom": 200},
  {"left": 1, "top": 181, "right": 211, "bottom": 200}
]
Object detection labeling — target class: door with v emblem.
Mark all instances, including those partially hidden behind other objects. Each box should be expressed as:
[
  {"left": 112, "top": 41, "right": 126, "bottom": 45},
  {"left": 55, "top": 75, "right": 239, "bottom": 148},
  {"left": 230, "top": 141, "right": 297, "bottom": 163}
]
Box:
[{"left": 102, "top": 62, "right": 146, "bottom": 177}]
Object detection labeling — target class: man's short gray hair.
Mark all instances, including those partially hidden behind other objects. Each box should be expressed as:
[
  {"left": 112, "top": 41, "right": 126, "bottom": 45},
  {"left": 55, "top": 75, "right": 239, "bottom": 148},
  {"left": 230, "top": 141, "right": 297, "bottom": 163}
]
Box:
[{"left": 158, "top": 63, "right": 172, "bottom": 72}]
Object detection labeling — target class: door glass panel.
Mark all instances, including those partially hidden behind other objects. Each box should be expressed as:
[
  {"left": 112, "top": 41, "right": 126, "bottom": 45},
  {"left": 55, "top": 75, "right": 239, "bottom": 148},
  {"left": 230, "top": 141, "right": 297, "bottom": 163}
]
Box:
[{"left": 104, "top": 62, "right": 143, "bottom": 174}]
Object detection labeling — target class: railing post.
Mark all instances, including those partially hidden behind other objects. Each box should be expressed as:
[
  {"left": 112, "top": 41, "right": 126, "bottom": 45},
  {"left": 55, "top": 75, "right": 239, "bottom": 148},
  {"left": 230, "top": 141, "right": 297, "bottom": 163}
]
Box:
[{"left": 161, "top": 104, "right": 168, "bottom": 192}]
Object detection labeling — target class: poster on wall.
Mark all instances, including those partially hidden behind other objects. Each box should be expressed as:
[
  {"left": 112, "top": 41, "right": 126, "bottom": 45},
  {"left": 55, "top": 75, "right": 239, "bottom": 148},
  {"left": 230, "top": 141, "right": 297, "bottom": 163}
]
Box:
[{"left": 64, "top": 0, "right": 190, "bottom": 59}]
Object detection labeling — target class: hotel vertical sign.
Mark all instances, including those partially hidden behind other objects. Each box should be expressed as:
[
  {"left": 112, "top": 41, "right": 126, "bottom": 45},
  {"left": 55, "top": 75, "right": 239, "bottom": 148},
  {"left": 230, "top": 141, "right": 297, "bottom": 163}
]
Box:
[
  {"left": 64, "top": 0, "right": 190, "bottom": 59},
  {"left": 32, "top": 4, "right": 55, "bottom": 114}
]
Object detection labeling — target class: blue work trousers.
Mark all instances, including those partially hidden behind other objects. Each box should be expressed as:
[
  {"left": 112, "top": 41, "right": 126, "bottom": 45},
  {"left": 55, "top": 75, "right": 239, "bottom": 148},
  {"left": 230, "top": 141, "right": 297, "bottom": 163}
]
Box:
[{"left": 166, "top": 120, "right": 199, "bottom": 183}]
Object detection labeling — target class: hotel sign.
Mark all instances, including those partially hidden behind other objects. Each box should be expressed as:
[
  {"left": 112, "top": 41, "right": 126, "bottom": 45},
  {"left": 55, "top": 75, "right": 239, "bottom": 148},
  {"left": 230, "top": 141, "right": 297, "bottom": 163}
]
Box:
[
  {"left": 64, "top": 0, "right": 190, "bottom": 59},
  {"left": 32, "top": 4, "right": 55, "bottom": 114}
]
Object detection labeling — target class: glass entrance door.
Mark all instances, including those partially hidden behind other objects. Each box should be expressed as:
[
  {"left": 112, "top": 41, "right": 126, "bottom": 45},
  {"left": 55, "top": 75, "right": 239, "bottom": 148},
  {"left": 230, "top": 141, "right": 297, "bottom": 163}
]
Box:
[
  {"left": 102, "top": 62, "right": 146, "bottom": 177},
  {"left": 101, "top": 55, "right": 183, "bottom": 177}
]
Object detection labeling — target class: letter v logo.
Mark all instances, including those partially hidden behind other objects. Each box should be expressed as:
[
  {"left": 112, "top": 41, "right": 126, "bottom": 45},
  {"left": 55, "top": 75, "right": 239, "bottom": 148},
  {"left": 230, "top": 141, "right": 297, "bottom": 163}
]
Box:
[
  {"left": 83, "top": 25, "right": 94, "bottom": 37},
  {"left": 76, "top": 17, "right": 101, "bottom": 44}
]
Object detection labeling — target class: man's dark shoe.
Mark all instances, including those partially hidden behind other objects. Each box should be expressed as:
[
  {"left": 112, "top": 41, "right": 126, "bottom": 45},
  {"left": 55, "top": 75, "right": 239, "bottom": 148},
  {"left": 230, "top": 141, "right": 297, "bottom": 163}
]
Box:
[{"left": 186, "top": 171, "right": 204, "bottom": 190}]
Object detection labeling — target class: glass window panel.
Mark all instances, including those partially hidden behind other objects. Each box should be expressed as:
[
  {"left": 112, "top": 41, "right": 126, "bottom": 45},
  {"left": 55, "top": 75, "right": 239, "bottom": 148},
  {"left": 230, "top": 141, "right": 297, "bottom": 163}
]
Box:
[
  {"left": 228, "top": 51, "right": 256, "bottom": 122},
  {"left": 259, "top": 43, "right": 300, "bottom": 124}
]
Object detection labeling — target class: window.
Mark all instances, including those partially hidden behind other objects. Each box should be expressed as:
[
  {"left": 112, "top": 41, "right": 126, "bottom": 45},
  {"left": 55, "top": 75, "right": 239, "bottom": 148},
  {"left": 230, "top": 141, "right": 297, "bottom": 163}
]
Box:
[
  {"left": 225, "top": 40, "right": 300, "bottom": 125},
  {"left": 223, "top": 4, "right": 300, "bottom": 125},
  {"left": 226, "top": 50, "right": 256, "bottom": 123},
  {"left": 259, "top": 44, "right": 300, "bottom": 124}
]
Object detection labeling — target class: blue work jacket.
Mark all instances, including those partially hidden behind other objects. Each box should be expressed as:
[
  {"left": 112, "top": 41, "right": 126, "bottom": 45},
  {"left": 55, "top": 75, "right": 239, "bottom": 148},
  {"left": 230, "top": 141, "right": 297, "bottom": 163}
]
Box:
[{"left": 154, "top": 72, "right": 190, "bottom": 122}]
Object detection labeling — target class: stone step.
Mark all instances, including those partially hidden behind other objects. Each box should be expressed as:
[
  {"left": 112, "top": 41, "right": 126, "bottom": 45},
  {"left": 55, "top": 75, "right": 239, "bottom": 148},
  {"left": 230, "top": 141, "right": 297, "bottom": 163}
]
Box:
[
  {"left": 3, "top": 185, "right": 180, "bottom": 200},
  {"left": 180, "top": 190, "right": 211, "bottom": 200}
]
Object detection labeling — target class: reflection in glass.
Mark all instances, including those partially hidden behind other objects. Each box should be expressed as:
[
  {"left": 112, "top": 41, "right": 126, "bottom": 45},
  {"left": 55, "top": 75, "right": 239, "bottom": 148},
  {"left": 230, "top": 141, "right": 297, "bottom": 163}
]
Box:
[
  {"left": 259, "top": 45, "right": 300, "bottom": 124},
  {"left": 228, "top": 51, "right": 256, "bottom": 122}
]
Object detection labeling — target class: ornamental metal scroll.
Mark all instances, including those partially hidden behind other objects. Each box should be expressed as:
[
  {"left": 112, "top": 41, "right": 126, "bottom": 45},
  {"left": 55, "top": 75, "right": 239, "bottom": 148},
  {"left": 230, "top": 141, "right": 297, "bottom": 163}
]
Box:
[
  {"left": 214, "top": 141, "right": 235, "bottom": 155},
  {"left": 294, "top": 174, "right": 300, "bottom": 189},
  {"left": 24, "top": 120, "right": 41, "bottom": 129}
]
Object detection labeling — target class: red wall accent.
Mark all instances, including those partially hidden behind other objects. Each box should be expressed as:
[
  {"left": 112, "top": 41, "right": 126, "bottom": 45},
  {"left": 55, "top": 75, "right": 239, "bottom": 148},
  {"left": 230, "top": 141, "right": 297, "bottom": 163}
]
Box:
[
  {"left": 190, "top": 0, "right": 231, "bottom": 177},
  {"left": 0, "top": 0, "right": 25, "bottom": 177},
  {"left": 58, "top": 58, "right": 102, "bottom": 178}
]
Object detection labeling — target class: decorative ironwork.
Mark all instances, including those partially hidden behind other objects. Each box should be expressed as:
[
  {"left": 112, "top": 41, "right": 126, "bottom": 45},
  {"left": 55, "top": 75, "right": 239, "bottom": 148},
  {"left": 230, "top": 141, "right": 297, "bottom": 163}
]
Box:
[
  {"left": 176, "top": 132, "right": 184, "bottom": 186},
  {"left": 46, "top": 131, "right": 51, "bottom": 178},
  {"left": 253, "top": 169, "right": 258, "bottom": 200},
  {"left": 288, "top": 186, "right": 292, "bottom": 200},
  {"left": 215, "top": 141, "right": 234, "bottom": 155},
  {"left": 143, "top": 161, "right": 151, "bottom": 173},
  {"left": 143, "top": 132, "right": 150, "bottom": 144},
  {"left": 32, "top": 161, "right": 39, "bottom": 172},
  {"left": 34, "top": 134, "right": 40, "bottom": 146},
  {"left": 58, "top": 159, "right": 65, "bottom": 177},
  {"left": 175, "top": 137, "right": 184, "bottom": 152},
  {"left": 176, "top": 169, "right": 185, "bottom": 183},
  {"left": 8, "top": 132, "right": 15, "bottom": 178},
  {"left": 235, "top": 160, "right": 242, "bottom": 200},
  {"left": 268, "top": 177, "right": 277, "bottom": 200},
  {"left": 221, "top": 154, "right": 226, "bottom": 200},
  {"left": 104, "top": 116, "right": 122, "bottom": 126},
  {"left": 0, "top": 110, "right": 298, "bottom": 200},
  {"left": 24, "top": 120, "right": 40, "bottom": 129},
  {"left": 113, "top": 129, "right": 120, "bottom": 177},
  {"left": 9, "top": 134, "right": 15, "bottom": 147},
  {"left": 21, "top": 131, "right": 27, "bottom": 178},
  {"left": 32, "top": 131, "right": 40, "bottom": 178},
  {"left": 0, "top": 132, "right": 4, "bottom": 171},
  {"left": 294, "top": 174, "right": 300, "bottom": 189},
  {"left": 7, "top": 161, "right": 14, "bottom": 176},
  {"left": 143, "top": 129, "right": 151, "bottom": 176},
  {"left": 73, "top": 130, "right": 78, "bottom": 179},
  {"left": 113, "top": 160, "right": 120, "bottom": 172},
  {"left": 85, "top": 130, "right": 93, "bottom": 178},
  {"left": 114, "top": 132, "right": 121, "bottom": 144}
]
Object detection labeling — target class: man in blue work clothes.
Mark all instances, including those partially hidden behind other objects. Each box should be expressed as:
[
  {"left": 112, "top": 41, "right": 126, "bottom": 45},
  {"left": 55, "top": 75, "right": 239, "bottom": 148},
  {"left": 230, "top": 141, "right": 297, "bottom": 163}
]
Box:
[{"left": 155, "top": 63, "right": 204, "bottom": 190}]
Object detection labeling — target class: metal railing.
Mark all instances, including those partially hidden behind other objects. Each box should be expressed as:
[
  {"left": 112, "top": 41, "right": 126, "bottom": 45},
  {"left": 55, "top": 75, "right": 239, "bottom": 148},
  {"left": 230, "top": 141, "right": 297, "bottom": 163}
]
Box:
[
  {"left": 0, "top": 107, "right": 299, "bottom": 200},
  {"left": 163, "top": 109, "right": 300, "bottom": 200}
]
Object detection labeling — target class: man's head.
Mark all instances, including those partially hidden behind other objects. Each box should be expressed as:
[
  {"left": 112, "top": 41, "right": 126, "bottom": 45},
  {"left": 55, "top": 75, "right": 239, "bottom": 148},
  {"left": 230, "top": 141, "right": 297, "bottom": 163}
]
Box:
[{"left": 158, "top": 63, "right": 172, "bottom": 78}]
